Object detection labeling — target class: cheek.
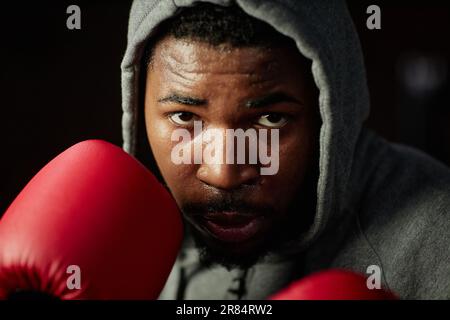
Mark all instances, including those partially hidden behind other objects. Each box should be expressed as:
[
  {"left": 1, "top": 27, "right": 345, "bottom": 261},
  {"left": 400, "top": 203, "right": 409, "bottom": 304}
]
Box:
[
  {"left": 145, "top": 116, "right": 197, "bottom": 197},
  {"left": 146, "top": 116, "right": 172, "bottom": 163}
]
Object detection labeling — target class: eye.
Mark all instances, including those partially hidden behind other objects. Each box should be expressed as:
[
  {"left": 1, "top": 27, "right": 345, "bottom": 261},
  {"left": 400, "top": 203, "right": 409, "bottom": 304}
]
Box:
[
  {"left": 168, "top": 112, "right": 197, "bottom": 126},
  {"left": 256, "top": 113, "right": 289, "bottom": 128}
]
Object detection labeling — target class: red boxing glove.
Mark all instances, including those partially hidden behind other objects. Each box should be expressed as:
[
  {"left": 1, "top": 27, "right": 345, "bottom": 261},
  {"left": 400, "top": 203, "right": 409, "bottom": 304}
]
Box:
[
  {"left": 0, "top": 140, "right": 183, "bottom": 299},
  {"left": 270, "top": 269, "right": 398, "bottom": 300}
]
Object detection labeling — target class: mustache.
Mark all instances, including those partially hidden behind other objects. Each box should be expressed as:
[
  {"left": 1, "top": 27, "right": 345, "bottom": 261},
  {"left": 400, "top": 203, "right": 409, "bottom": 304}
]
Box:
[{"left": 181, "top": 192, "right": 274, "bottom": 217}]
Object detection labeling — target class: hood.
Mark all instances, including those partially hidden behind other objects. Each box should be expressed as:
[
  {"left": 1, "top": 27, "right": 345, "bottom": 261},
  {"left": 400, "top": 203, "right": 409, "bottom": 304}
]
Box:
[{"left": 121, "top": 0, "right": 370, "bottom": 251}]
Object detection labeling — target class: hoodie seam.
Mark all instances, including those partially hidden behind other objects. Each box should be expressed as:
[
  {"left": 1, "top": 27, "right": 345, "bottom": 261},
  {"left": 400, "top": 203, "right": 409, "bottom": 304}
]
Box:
[
  {"left": 133, "top": 0, "right": 162, "bottom": 42},
  {"left": 353, "top": 140, "right": 393, "bottom": 292},
  {"left": 355, "top": 210, "right": 393, "bottom": 293}
]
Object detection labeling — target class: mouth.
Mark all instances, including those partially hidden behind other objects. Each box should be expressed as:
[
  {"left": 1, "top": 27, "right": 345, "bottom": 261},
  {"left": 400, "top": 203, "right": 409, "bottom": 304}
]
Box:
[{"left": 197, "top": 211, "right": 267, "bottom": 243}]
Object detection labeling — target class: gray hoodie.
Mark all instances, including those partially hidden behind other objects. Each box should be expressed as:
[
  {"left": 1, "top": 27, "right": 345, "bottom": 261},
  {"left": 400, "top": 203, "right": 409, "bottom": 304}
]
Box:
[{"left": 121, "top": 0, "right": 450, "bottom": 299}]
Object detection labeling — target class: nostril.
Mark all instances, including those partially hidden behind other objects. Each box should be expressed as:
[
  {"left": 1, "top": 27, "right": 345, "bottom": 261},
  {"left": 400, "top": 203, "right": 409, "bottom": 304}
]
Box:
[
  {"left": 241, "top": 175, "right": 260, "bottom": 187},
  {"left": 196, "top": 163, "right": 260, "bottom": 190},
  {"left": 240, "top": 167, "right": 261, "bottom": 185}
]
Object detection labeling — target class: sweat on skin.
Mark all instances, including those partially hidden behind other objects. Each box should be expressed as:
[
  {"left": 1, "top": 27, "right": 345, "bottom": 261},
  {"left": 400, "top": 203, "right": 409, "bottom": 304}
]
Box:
[{"left": 143, "top": 36, "right": 319, "bottom": 262}]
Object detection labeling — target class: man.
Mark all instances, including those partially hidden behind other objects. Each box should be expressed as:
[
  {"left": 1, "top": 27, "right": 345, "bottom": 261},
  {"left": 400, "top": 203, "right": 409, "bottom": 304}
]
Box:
[{"left": 121, "top": 1, "right": 450, "bottom": 299}]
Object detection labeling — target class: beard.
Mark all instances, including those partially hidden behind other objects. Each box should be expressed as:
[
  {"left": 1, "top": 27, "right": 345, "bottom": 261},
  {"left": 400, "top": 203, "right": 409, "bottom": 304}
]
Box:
[
  {"left": 187, "top": 220, "right": 283, "bottom": 270},
  {"left": 181, "top": 187, "right": 315, "bottom": 271}
]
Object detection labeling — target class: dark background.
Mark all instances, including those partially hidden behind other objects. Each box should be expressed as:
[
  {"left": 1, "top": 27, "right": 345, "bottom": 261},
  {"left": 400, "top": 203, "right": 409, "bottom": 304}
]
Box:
[{"left": 1, "top": 1, "right": 449, "bottom": 213}]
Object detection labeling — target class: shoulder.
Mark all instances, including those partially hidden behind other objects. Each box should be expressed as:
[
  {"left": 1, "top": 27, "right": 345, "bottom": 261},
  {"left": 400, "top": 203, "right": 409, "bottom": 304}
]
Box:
[
  {"left": 356, "top": 130, "right": 450, "bottom": 214},
  {"left": 355, "top": 132, "right": 450, "bottom": 298},
  {"left": 374, "top": 138, "right": 449, "bottom": 214}
]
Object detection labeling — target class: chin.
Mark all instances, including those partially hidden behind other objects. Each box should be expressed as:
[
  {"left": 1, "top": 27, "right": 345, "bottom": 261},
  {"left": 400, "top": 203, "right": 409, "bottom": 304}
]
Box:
[{"left": 188, "top": 223, "right": 273, "bottom": 270}]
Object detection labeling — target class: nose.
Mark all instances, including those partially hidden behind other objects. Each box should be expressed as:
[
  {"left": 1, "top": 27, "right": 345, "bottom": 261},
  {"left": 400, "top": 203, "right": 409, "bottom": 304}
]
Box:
[
  {"left": 194, "top": 124, "right": 261, "bottom": 190},
  {"left": 196, "top": 163, "right": 260, "bottom": 190}
]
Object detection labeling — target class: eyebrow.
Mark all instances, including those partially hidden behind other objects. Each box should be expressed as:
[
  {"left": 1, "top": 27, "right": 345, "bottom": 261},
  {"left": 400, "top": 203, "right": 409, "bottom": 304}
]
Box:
[
  {"left": 157, "top": 91, "right": 302, "bottom": 108},
  {"left": 157, "top": 93, "right": 207, "bottom": 106},
  {"left": 244, "top": 92, "right": 303, "bottom": 109}
]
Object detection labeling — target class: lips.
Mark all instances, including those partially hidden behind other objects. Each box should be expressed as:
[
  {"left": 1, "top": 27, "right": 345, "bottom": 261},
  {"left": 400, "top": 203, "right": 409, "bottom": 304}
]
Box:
[{"left": 200, "top": 211, "right": 266, "bottom": 243}]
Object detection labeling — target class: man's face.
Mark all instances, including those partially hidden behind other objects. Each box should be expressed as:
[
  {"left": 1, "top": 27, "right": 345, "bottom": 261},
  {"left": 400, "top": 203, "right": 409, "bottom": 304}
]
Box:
[{"left": 144, "top": 36, "right": 320, "bottom": 268}]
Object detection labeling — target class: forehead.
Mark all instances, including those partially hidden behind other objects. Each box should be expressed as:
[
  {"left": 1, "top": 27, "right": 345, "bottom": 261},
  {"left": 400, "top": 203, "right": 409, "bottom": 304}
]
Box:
[{"left": 150, "top": 36, "right": 307, "bottom": 82}]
